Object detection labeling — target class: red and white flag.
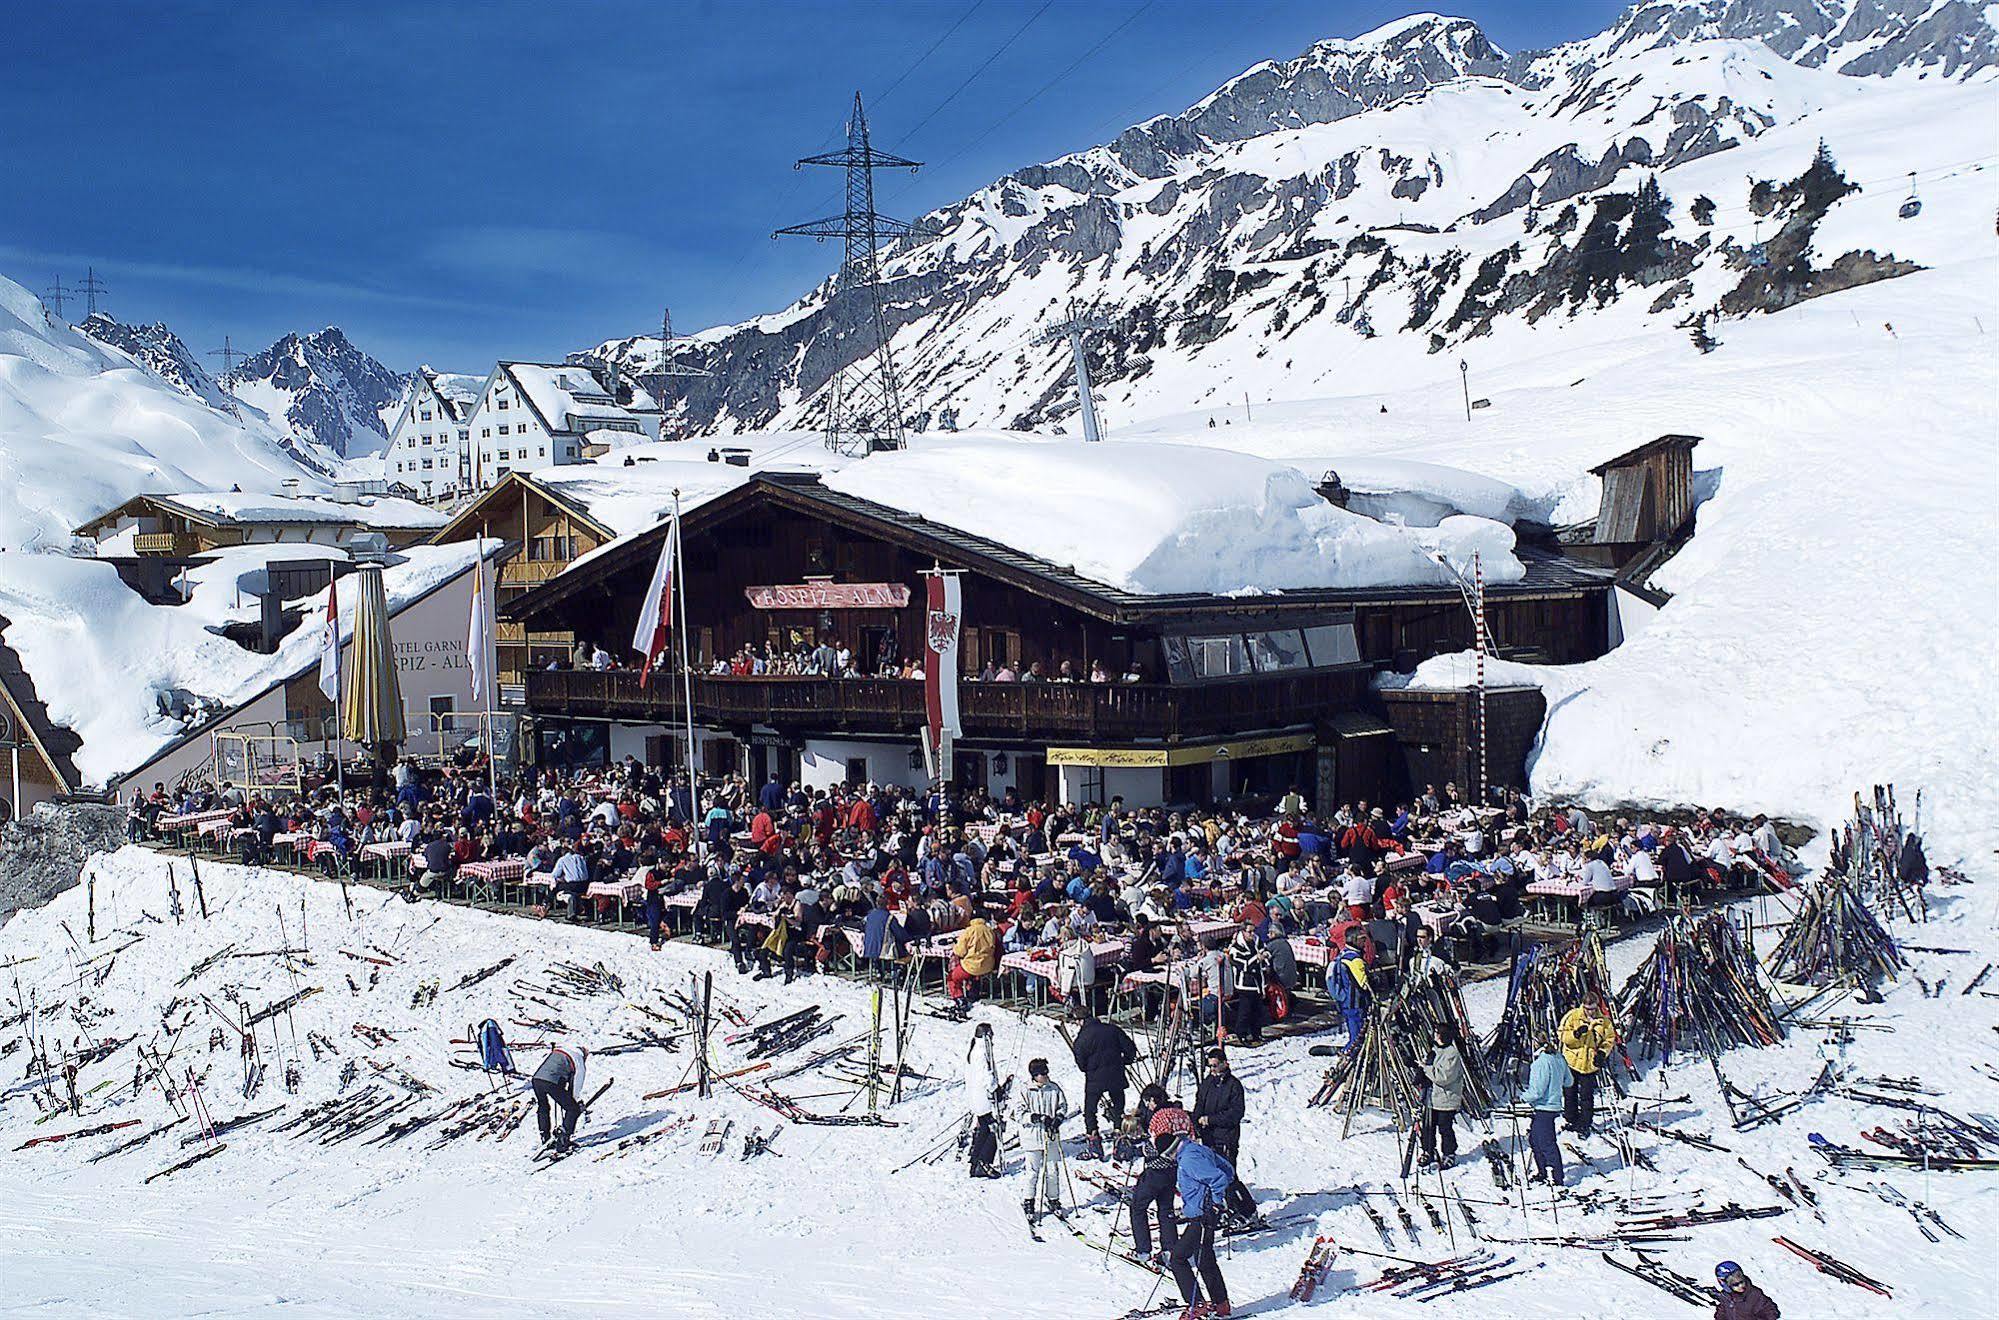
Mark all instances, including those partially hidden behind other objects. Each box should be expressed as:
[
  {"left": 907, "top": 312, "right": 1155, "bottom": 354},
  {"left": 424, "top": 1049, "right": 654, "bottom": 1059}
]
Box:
[
  {"left": 317, "top": 574, "right": 341, "bottom": 702},
  {"left": 923, "top": 571, "right": 962, "bottom": 751},
  {"left": 630, "top": 510, "right": 678, "bottom": 688}
]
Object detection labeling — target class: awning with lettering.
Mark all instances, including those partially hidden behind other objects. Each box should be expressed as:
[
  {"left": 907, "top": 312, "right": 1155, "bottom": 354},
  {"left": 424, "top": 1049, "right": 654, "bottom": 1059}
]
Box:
[
  {"left": 744, "top": 582, "right": 911, "bottom": 610},
  {"left": 1045, "top": 731, "right": 1314, "bottom": 768}
]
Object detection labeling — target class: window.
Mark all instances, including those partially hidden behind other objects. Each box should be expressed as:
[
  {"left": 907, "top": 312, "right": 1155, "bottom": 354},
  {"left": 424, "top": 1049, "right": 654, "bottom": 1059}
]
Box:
[
  {"left": 527, "top": 535, "right": 576, "bottom": 562},
  {"left": 1189, "top": 635, "right": 1250, "bottom": 678},
  {"left": 422, "top": 458, "right": 433, "bottom": 470},
  {"left": 481, "top": 428, "right": 491, "bottom": 438},
  {"left": 1246, "top": 629, "right": 1309, "bottom": 672},
  {"left": 429, "top": 694, "right": 454, "bottom": 732},
  {"left": 498, "top": 398, "right": 510, "bottom": 410},
  {"left": 1302, "top": 622, "right": 1360, "bottom": 667},
  {"left": 498, "top": 424, "right": 509, "bottom": 435},
  {"left": 419, "top": 410, "right": 432, "bottom": 422}
]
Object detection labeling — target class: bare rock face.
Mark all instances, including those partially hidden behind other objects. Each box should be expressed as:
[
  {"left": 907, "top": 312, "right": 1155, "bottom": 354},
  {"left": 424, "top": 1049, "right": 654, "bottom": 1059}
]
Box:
[{"left": 0, "top": 803, "right": 124, "bottom": 925}]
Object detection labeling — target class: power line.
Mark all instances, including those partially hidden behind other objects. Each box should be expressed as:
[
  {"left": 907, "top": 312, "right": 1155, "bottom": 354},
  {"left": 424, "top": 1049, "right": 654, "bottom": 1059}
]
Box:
[
  {"left": 873, "top": 0, "right": 986, "bottom": 109},
  {"left": 899, "top": 0, "right": 1056, "bottom": 145}
]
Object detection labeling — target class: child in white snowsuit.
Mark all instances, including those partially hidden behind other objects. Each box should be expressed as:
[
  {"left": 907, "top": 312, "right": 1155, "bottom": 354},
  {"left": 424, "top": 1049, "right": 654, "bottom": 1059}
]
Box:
[{"left": 1015, "top": 1057, "right": 1070, "bottom": 1215}]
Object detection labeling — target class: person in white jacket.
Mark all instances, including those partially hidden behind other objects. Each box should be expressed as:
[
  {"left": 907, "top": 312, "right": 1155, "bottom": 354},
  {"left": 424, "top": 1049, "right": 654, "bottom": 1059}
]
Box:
[
  {"left": 966, "top": 1022, "right": 1003, "bottom": 1178},
  {"left": 1015, "top": 1058, "right": 1070, "bottom": 1217},
  {"left": 530, "top": 1042, "right": 589, "bottom": 1154},
  {"left": 1056, "top": 929, "right": 1097, "bottom": 1013}
]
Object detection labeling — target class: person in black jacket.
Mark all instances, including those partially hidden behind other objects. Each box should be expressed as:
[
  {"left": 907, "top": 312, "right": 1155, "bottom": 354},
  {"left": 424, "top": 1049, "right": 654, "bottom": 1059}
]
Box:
[
  {"left": 1071, "top": 1008, "right": 1137, "bottom": 1158},
  {"left": 1193, "top": 1048, "right": 1258, "bottom": 1220}
]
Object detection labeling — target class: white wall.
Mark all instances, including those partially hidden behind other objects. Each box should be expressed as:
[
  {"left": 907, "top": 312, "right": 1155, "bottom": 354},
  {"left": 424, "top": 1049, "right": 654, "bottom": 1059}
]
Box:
[
  {"left": 1056, "top": 762, "right": 1164, "bottom": 808},
  {"left": 384, "top": 376, "right": 470, "bottom": 502},
  {"left": 609, "top": 722, "right": 670, "bottom": 766},
  {"left": 1609, "top": 584, "right": 1660, "bottom": 648},
  {"left": 801, "top": 737, "right": 928, "bottom": 792}
]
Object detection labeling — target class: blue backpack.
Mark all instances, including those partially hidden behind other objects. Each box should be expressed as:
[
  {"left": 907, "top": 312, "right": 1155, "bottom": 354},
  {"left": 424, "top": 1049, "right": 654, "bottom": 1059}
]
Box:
[{"left": 475, "top": 1018, "right": 512, "bottom": 1074}]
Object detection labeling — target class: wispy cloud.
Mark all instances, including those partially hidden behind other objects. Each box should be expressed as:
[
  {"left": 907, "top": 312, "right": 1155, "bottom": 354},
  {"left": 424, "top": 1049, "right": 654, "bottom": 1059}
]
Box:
[
  {"left": 418, "top": 226, "right": 663, "bottom": 282},
  {"left": 0, "top": 244, "right": 504, "bottom": 314}
]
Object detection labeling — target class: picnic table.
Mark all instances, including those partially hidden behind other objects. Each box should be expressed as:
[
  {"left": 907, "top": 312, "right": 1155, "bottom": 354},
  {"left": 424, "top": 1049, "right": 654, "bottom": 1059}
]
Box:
[
  {"left": 359, "top": 840, "right": 411, "bottom": 880},
  {"left": 456, "top": 857, "right": 525, "bottom": 904},
  {"left": 1524, "top": 872, "right": 1631, "bottom": 921}
]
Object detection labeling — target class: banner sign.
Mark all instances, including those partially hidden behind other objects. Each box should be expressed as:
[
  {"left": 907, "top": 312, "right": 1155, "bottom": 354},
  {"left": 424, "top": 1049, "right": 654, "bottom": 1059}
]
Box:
[
  {"left": 923, "top": 572, "right": 963, "bottom": 756},
  {"left": 744, "top": 582, "right": 910, "bottom": 610}
]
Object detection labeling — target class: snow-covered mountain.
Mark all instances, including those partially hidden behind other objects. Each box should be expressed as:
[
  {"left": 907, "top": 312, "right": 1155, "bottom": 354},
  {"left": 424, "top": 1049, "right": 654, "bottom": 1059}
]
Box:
[
  {"left": 226, "top": 327, "right": 407, "bottom": 464},
  {"left": 583, "top": 2, "right": 1994, "bottom": 438},
  {"left": 0, "top": 277, "right": 330, "bottom": 550},
  {"left": 74, "top": 313, "right": 235, "bottom": 411}
]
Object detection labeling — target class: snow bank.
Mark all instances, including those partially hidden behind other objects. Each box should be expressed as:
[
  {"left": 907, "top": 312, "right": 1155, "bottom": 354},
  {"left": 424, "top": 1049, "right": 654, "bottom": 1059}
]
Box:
[
  {"left": 0, "top": 542, "right": 490, "bottom": 785},
  {"left": 822, "top": 435, "right": 1524, "bottom": 595},
  {"left": 161, "top": 491, "right": 446, "bottom": 531},
  {"left": 1316, "top": 456, "right": 1545, "bottom": 526},
  {"left": 0, "top": 274, "right": 330, "bottom": 552}
]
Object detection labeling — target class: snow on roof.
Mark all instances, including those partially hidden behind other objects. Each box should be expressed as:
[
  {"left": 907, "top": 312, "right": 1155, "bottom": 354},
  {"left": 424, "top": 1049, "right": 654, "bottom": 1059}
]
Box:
[
  {"left": 0, "top": 542, "right": 493, "bottom": 786},
  {"left": 819, "top": 435, "right": 1522, "bottom": 596},
  {"left": 428, "top": 371, "right": 484, "bottom": 408},
  {"left": 505, "top": 363, "right": 652, "bottom": 432},
  {"left": 535, "top": 432, "right": 854, "bottom": 573},
  {"left": 157, "top": 491, "right": 448, "bottom": 530}
]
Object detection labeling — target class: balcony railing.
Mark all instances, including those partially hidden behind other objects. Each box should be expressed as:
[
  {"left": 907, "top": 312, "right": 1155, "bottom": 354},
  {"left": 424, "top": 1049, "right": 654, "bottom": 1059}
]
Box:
[
  {"left": 525, "top": 668, "right": 1366, "bottom": 742},
  {"left": 132, "top": 531, "right": 202, "bottom": 556}
]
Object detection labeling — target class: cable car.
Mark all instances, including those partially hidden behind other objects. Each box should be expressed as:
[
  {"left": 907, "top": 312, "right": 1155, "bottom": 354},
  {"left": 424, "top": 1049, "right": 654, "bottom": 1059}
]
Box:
[{"left": 1899, "top": 173, "right": 1922, "bottom": 220}]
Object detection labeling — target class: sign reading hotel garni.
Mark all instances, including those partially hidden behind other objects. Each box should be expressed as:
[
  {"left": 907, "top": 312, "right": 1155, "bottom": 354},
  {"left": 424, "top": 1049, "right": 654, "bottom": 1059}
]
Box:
[{"left": 743, "top": 582, "right": 911, "bottom": 610}]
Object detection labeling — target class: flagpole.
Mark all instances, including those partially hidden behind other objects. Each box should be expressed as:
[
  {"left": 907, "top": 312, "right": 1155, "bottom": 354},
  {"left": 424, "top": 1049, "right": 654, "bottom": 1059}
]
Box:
[
  {"left": 332, "top": 573, "right": 345, "bottom": 807},
  {"left": 672, "top": 491, "right": 700, "bottom": 863},
  {"left": 482, "top": 555, "right": 498, "bottom": 804}
]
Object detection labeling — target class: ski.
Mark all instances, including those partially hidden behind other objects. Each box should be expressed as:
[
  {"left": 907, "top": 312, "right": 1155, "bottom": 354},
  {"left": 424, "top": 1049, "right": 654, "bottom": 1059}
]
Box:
[
  {"left": 178, "top": 1104, "right": 283, "bottom": 1146},
  {"left": 1631, "top": 1120, "right": 1727, "bottom": 1152},
  {"left": 742, "top": 1125, "right": 782, "bottom": 1160},
  {"left": 1481, "top": 1138, "right": 1514, "bottom": 1190},
  {"left": 15, "top": 1118, "right": 140, "bottom": 1150},
  {"left": 87, "top": 1116, "right": 189, "bottom": 1163},
  {"left": 1290, "top": 1235, "right": 1339, "bottom": 1302},
  {"left": 1601, "top": 1251, "right": 1713, "bottom": 1307},
  {"left": 445, "top": 956, "right": 516, "bottom": 993},
  {"left": 145, "top": 1141, "right": 226, "bottom": 1183},
  {"left": 1735, "top": 1157, "right": 1797, "bottom": 1206},
  {"left": 699, "top": 1118, "right": 734, "bottom": 1155},
  {"left": 1022, "top": 1200, "right": 1045, "bottom": 1243},
  {"left": 1771, "top": 1235, "right": 1892, "bottom": 1296},
  {"left": 1391, "top": 1196, "right": 1420, "bottom": 1241}
]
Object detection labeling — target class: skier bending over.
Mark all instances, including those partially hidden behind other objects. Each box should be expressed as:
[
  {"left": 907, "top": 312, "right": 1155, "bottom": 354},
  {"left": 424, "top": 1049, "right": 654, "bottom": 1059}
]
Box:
[
  {"left": 1158, "top": 1127, "right": 1234, "bottom": 1319},
  {"left": 531, "top": 1043, "right": 589, "bottom": 1154},
  {"left": 1713, "top": 1261, "right": 1780, "bottom": 1320}
]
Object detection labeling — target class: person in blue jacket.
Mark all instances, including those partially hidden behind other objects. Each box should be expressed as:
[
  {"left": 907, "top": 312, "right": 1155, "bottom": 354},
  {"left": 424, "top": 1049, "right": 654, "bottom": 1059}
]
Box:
[
  {"left": 1329, "top": 941, "right": 1372, "bottom": 1052},
  {"left": 1522, "top": 1032, "right": 1574, "bottom": 1186},
  {"left": 861, "top": 893, "right": 897, "bottom": 980},
  {"left": 1161, "top": 1128, "right": 1233, "bottom": 1319}
]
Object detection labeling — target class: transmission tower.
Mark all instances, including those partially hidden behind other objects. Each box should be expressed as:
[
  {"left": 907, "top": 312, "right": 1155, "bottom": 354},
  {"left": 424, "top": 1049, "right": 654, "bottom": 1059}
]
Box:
[
  {"left": 42, "top": 277, "right": 72, "bottom": 324},
  {"left": 775, "top": 92, "right": 930, "bottom": 456},
  {"left": 648, "top": 306, "right": 713, "bottom": 441},
  {"left": 1034, "top": 300, "right": 1112, "bottom": 442},
  {"left": 208, "top": 335, "right": 249, "bottom": 417},
  {"left": 78, "top": 266, "right": 108, "bottom": 318}
]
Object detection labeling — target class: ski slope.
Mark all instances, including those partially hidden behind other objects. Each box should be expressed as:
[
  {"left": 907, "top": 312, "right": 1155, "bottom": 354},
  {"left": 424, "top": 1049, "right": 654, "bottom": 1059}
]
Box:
[{"left": 0, "top": 848, "right": 1993, "bottom": 1318}]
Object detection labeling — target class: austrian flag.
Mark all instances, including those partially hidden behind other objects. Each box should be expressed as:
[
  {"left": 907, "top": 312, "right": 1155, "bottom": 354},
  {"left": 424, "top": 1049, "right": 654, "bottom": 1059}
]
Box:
[{"left": 923, "top": 571, "right": 962, "bottom": 747}]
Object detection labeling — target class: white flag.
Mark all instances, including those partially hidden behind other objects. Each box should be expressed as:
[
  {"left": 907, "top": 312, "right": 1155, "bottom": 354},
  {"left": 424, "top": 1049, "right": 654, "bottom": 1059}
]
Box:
[
  {"left": 630, "top": 510, "right": 677, "bottom": 687},
  {"left": 467, "top": 560, "right": 493, "bottom": 706},
  {"left": 318, "top": 574, "right": 341, "bottom": 702}
]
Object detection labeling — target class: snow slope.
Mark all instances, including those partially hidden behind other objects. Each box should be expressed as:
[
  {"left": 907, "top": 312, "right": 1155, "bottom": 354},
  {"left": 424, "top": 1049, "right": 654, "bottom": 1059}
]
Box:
[
  {"left": 1, "top": 848, "right": 1992, "bottom": 1319},
  {"left": 0, "top": 276, "right": 333, "bottom": 551},
  {"left": 1120, "top": 253, "right": 1998, "bottom": 867}
]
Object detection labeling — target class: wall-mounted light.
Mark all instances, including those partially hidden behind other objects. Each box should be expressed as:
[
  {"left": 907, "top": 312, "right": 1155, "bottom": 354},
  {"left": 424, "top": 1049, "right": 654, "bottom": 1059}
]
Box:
[
  {"left": 994, "top": 752, "right": 1009, "bottom": 775},
  {"left": 908, "top": 748, "right": 923, "bottom": 770}
]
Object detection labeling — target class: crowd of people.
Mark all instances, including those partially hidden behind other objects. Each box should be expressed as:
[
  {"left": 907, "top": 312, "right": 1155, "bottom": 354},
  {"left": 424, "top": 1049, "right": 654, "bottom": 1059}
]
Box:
[
  {"left": 543, "top": 632, "right": 1143, "bottom": 686},
  {"left": 128, "top": 753, "right": 1809, "bottom": 1320}
]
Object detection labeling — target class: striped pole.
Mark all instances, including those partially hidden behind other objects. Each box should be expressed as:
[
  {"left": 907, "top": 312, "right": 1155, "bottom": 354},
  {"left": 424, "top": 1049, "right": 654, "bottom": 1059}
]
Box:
[{"left": 1473, "top": 550, "right": 1487, "bottom": 804}]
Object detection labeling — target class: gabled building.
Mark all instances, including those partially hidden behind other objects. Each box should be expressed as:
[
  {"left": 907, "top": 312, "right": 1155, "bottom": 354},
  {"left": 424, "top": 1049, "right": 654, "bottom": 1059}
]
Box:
[
  {"left": 501, "top": 456, "right": 1620, "bottom": 808},
  {"left": 73, "top": 491, "right": 448, "bottom": 557},
  {"left": 464, "top": 362, "right": 662, "bottom": 491},
  {"left": 382, "top": 368, "right": 483, "bottom": 501}
]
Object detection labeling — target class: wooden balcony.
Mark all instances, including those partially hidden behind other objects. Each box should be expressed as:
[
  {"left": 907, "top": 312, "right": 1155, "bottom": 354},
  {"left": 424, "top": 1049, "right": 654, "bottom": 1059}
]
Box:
[
  {"left": 500, "top": 558, "right": 569, "bottom": 585},
  {"left": 525, "top": 668, "right": 1368, "bottom": 743},
  {"left": 132, "top": 531, "right": 203, "bottom": 556}
]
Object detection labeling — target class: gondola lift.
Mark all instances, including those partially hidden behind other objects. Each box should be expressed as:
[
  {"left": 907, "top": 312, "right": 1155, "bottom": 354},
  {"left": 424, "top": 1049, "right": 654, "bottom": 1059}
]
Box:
[{"left": 1898, "top": 172, "right": 1922, "bottom": 220}]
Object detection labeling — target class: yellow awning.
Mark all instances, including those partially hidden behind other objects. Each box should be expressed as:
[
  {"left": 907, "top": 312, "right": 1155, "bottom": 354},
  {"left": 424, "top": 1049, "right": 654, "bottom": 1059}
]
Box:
[{"left": 1046, "top": 732, "right": 1314, "bottom": 769}]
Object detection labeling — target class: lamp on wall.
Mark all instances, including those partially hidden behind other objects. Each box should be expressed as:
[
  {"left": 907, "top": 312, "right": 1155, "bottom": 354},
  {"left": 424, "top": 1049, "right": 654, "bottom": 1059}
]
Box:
[
  {"left": 907, "top": 748, "right": 923, "bottom": 771},
  {"left": 993, "top": 752, "right": 1009, "bottom": 775}
]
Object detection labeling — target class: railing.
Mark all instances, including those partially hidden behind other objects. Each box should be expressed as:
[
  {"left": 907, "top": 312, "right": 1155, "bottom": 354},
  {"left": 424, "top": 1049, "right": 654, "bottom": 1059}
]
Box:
[
  {"left": 133, "top": 531, "right": 201, "bottom": 556},
  {"left": 525, "top": 668, "right": 1366, "bottom": 741},
  {"left": 500, "top": 559, "right": 569, "bottom": 585}
]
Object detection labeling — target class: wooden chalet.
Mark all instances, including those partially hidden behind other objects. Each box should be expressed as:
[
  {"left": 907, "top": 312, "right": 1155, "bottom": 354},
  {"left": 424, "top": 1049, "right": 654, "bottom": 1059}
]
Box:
[{"left": 502, "top": 473, "right": 1619, "bottom": 808}]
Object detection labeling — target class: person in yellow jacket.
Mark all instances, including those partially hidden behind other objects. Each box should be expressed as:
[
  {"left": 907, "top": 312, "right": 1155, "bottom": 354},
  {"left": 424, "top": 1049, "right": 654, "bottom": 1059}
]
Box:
[
  {"left": 1557, "top": 1001, "right": 1618, "bottom": 1138},
  {"left": 945, "top": 914, "right": 998, "bottom": 1017}
]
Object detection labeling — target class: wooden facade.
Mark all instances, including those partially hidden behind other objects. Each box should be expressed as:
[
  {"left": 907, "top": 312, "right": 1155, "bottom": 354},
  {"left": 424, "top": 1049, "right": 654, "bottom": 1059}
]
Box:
[
  {"left": 1592, "top": 434, "right": 1698, "bottom": 546},
  {"left": 429, "top": 474, "right": 615, "bottom": 693},
  {"left": 504, "top": 477, "right": 1619, "bottom": 790},
  {"left": 75, "top": 495, "right": 438, "bottom": 556}
]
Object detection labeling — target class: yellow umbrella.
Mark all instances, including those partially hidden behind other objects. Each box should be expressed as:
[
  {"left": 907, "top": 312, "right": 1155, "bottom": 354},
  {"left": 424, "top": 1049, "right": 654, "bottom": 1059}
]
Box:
[{"left": 340, "top": 565, "right": 406, "bottom": 748}]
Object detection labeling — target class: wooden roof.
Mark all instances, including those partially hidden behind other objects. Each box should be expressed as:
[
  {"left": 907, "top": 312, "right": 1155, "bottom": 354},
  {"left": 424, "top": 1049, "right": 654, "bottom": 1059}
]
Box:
[
  {"left": 0, "top": 613, "right": 83, "bottom": 792},
  {"left": 428, "top": 471, "right": 615, "bottom": 546},
  {"left": 502, "top": 473, "right": 1617, "bottom": 628},
  {"left": 1589, "top": 433, "right": 1700, "bottom": 476}
]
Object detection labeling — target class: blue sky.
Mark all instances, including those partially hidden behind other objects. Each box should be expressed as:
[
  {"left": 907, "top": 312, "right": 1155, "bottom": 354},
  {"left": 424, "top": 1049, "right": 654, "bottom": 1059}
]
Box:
[{"left": 1, "top": 1, "right": 1629, "bottom": 371}]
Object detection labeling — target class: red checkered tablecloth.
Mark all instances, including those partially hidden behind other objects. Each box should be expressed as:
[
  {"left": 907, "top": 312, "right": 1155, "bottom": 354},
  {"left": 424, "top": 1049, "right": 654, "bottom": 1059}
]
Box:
[{"left": 459, "top": 858, "right": 526, "bottom": 884}]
